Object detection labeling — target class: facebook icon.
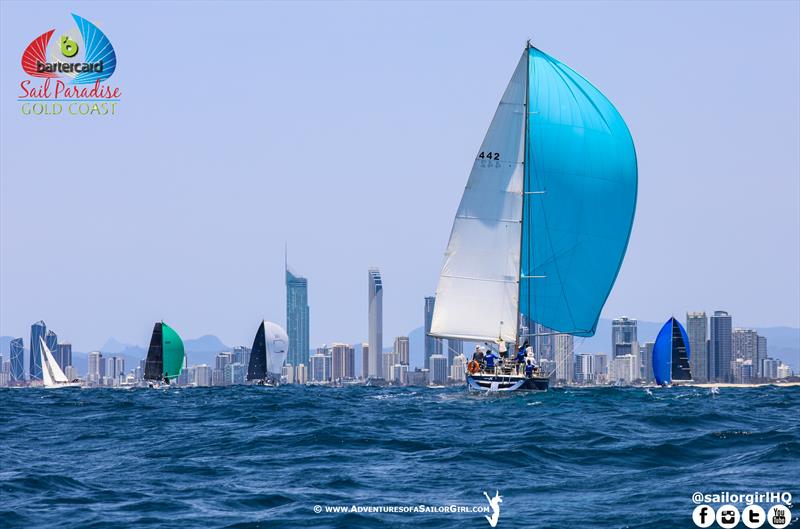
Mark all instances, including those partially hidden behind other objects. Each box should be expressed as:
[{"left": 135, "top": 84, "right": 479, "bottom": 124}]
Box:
[{"left": 692, "top": 505, "right": 715, "bottom": 528}]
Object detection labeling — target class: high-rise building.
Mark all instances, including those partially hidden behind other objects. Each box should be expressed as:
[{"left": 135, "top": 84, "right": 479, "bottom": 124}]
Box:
[
  {"left": 30, "top": 321, "right": 46, "bottom": 380},
  {"left": 193, "top": 364, "right": 211, "bottom": 386},
  {"left": 429, "top": 354, "right": 448, "bottom": 385},
  {"left": 57, "top": 343, "right": 72, "bottom": 371},
  {"left": 610, "top": 354, "right": 637, "bottom": 384},
  {"left": 407, "top": 368, "right": 430, "bottom": 387},
  {"left": 224, "top": 363, "right": 246, "bottom": 385},
  {"left": 368, "top": 268, "right": 383, "bottom": 378},
  {"left": 87, "top": 351, "right": 102, "bottom": 384},
  {"left": 286, "top": 265, "right": 310, "bottom": 370},
  {"left": 554, "top": 334, "right": 574, "bottom": 384},
  {"left": 612, "top": 317, "right": 639, "bottom": 379},
  {"left": 295, "top": 363, "right": 307, "bottom": 384},
  {"left": 424, "top": 296, "right": 443, "bottom": 368},
  {"left": 574, "top": 353, "right": 594, "bottom": 383},
  {"left": 389, "top": 363, "right": 409, "bottom": 385},
  {"left": 310, "top": 352, "right": 331, "bottom": 382},
  {"left": 394, "top": 336, "right": 410, "bottom": 366},
  {"left": 448, "top": 339, "right": 463, "bottom": 365},
  {"left": 686, "top": 312, "right": 708, "bottom": 383},
  {"left": 382, "top": 352, "right": 399, "bottom": 381},
  {"left": 10, "top": 338, "right": 24, "bottom": 384},
  {"left": 45, "top": 330, "right": 58, "bottom": 366},
  {"left": 233, "top": 346, "right": 251, "bottom": 370},
  {"left": 533, "top": 323, "right": 555, "bottom": 362},
  {"left": 756, "top": 336, "right": 767, "bottom": 378},
  {"left": 593, "top": 353, "right": 609, "bottom": 384},
  {"left": 282, "top": 364, "right": 295, "bottom": 384},
  {"left": 762, "top": 358, "right": 779, "bottom": 379},
  {"left": 450, "top": 354, "right": 467, "bottom": 383},
  {"left": 331, "top": 343, "right": 355, "bottom": 381},
  {"left": 360, "top": 343, "right": 369, "bottom": 379},
  {"left": 642, "top": 342, "right": 655, "bottom": 383},
  {"left": 732, "top": 329, "right": 758, "bottom": 366},
  {"left": 709, "top": 311, "right": 732, "bottom": 382},
  {"left": 115, "top": 357, "right": 125, "bottom": 381}
]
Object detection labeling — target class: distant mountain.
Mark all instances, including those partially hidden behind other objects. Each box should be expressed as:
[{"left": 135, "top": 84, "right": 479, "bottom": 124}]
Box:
[{"left": 100, "top": 337, "right": 130, "bottom": 354}]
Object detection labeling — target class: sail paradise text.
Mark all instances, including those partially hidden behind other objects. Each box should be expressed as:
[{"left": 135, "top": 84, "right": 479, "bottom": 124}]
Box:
[{"left": 18, "top": 79, "right": 121, "bottom": 116}]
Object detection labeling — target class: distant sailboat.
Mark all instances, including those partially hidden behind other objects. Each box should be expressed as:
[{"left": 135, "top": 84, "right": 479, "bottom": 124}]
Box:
[
  {"left": 39, "top": 337, "right": 80, "bottom": 388},
  {"left": 246, "top": 321, "right": 288, "bottom": 386},
  {"left": 652, "top": 317, "right": 692, "bottom": 386},
  {"left": 430, "top": 42, "right": 637, "bottom": 392},
  {"left": 144, "top": 322, "right": 185, "bottom": 386}
]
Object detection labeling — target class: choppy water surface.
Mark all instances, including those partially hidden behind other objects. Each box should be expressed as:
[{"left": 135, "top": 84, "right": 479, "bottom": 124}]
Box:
[{"left": 1, "top": 385, "right": 798, "bottom": 528}]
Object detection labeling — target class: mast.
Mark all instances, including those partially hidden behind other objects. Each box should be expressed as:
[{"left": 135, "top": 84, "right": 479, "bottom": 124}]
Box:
[{"left": 515, "top": 40, "right": 531, "bottom": 348}]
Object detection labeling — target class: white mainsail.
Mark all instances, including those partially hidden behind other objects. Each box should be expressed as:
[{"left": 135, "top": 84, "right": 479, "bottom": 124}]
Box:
[
  {"left": 430, "top": 51, "right": 527, "bottom": 343},
  {"left": 40, "top": 337, "right": 70, "bottom": 386}
]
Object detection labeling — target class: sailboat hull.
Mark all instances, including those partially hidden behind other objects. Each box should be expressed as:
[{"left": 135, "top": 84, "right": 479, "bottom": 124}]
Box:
[{"left": 467, "top": 373, "right": 549, "bottom": 392}]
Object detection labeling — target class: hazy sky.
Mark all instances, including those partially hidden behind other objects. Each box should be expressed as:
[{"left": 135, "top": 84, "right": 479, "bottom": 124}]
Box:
[{"left": 1, "top": 1, "right": 798, "bottom": 351}]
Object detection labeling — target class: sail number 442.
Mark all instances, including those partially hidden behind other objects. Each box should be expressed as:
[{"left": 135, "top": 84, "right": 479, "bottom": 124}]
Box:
[{"left": 478, "top": 151, "right": 500, "bottom": 160}]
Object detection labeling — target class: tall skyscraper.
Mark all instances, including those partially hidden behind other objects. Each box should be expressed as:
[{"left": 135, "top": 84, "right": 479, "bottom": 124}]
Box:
[
  {"left": 394, "top": 336, "right": 410, "bottom": 366},
  {"left": 45, "top": 330, "right": 58, "bottom": 365},
  {"left": 233, "top": 346, "right": 251, "bottom": 369},
  {"left": 424, "top": 296, "right": 443, "bottom": 369},
  {"left": 286, "top": 264, "right": 310, "bottom": 370},
  {"left": 310, "top": 352, "right": 331, "bottom": 382},
  {"left": 554, "top": 334, "right": 574, "bottom": 384},
  {"left": 709, "top": 311, "right": 732, "bottom": 382},
  {"left": 686, "top": 312, "right": 708, "bottom": 382},
  {"left": 57, "top": 343, "right": 72, "bottom": 371},
  {"left": 368, "top": 268, "right": 383, "bottom": 378},
  {"left": 593, "top": 354, "right": 609, "bottom": 383},
  {"left": 10, "top": 338, "right": 24, "bottom": 384},
  {"left": 29, "top": 321, "right": 47, "bottom": 380}
]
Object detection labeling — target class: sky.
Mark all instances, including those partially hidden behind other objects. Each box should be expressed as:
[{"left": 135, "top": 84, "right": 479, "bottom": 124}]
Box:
[{"left": 1, "top": 1, "right": 798, "bottom": 352}]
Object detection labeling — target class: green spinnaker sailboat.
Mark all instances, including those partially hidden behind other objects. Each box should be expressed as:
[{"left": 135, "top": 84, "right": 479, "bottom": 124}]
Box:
[{"left": 144, "top": 322, "right": 185, "bottom": 384}]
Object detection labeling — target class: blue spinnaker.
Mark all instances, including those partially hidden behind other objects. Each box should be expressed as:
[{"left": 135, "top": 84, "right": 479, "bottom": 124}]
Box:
[
  {"left": 520, "top": 47, "right": 637, "bottom": 336},
  {"left": 653, "top": 317, "right": 692, "bottom": 385}
]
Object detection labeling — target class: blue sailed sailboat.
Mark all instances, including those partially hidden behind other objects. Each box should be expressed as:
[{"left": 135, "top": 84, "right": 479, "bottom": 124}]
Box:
[
  {"left": 652, "top": 317, "right": 693, "bottom": 386},
  {"left": 430, "top": 42, "right": 637, "bottom": 392}
]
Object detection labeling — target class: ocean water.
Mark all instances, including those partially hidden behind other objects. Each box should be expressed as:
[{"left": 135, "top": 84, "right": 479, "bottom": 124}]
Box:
[{"left": 1, "top": 385, "right": 798, "bottom": 529}]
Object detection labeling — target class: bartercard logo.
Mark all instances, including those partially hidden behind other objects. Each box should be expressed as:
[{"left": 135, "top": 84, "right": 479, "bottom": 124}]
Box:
[{"left": 18, "top": 13, "right": 121, "bottom": 116}]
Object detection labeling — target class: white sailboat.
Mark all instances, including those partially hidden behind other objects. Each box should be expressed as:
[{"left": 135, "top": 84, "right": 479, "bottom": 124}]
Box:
[
  {"left": 430, "top": 42, "right": 638, "bottom": 392},
  {"left": 39, "top": 337, "right": 81, "bottom": 388}
]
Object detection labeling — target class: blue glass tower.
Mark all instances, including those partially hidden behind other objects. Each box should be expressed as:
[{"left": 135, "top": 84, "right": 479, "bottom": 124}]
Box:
[
  {"left": 286, "top": 266, "right": 310, "bottom": 369},
  {"left": 30, "top": 321, "right": 46, "bottom": 380},
  {"left": 10, "top": 338, "right": 24, "bottom": 383}
]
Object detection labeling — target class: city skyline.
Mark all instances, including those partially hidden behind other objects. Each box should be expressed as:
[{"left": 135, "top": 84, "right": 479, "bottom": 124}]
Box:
[{"left": 3, "top": 299, "right": 797, "bottom": 387}]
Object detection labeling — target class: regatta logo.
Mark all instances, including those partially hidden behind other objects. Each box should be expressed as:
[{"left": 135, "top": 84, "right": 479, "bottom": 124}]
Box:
[{"left": 18, "top": 13, "right": 121, "bottom": 116}]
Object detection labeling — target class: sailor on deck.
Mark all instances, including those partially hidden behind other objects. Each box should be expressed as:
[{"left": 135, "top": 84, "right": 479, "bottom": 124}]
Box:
[{"left": 484, "top": 350, "right": 498, "bottom": 372}]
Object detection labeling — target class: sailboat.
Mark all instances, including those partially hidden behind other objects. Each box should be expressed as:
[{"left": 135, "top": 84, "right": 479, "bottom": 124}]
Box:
[
  {"left": 246, "top": 321, "right": 288, "bottom": 386},
  {"left": 144, "top": 321, "right": 185, "bottom": 387},
  {"left": 652, "top": 317, "right": 692, "bottom": 386},
  {"left": 39, "top": 337, "right": 81, "bottom": 388},
  {"left": 430, "top": 42, "right": 637, "bottom": 392}
]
